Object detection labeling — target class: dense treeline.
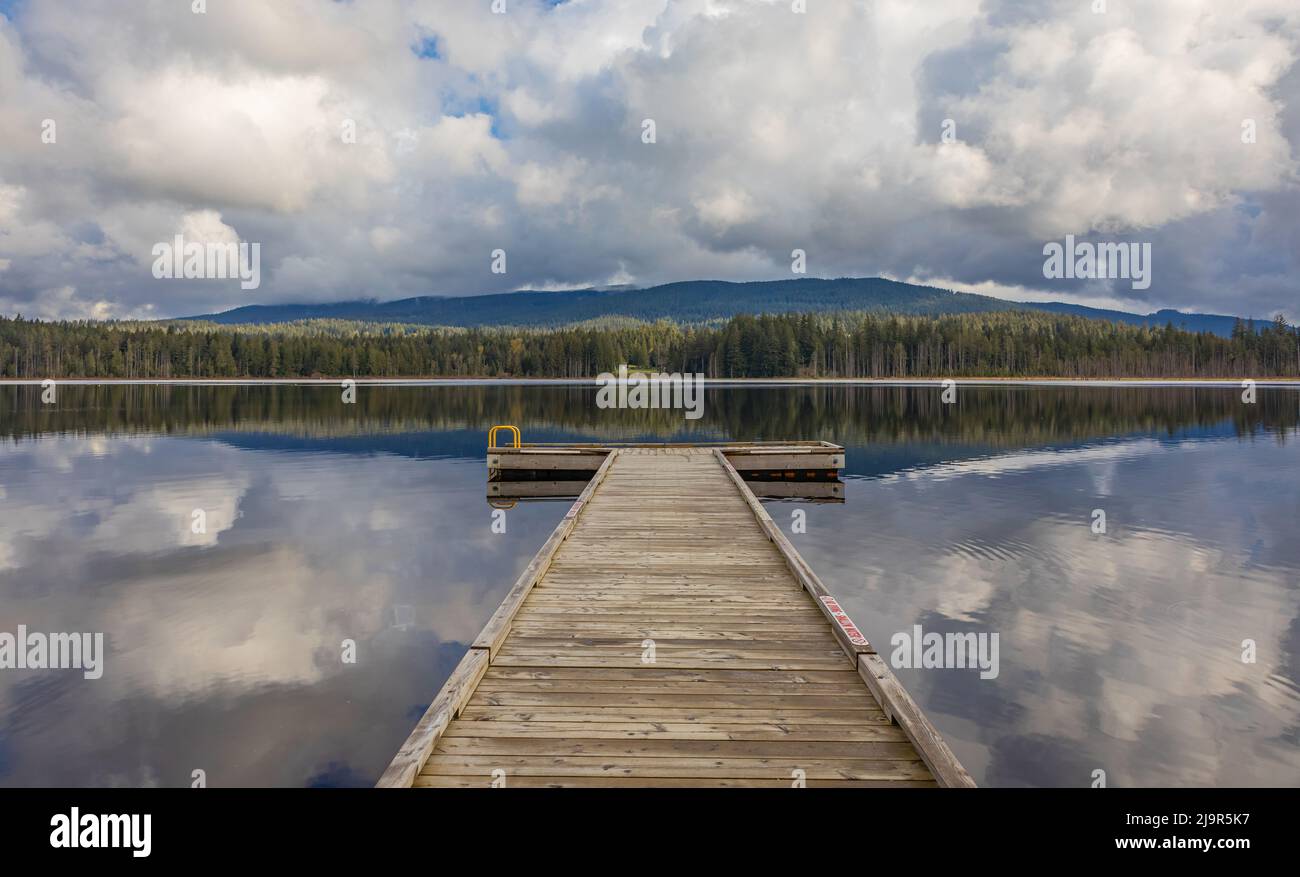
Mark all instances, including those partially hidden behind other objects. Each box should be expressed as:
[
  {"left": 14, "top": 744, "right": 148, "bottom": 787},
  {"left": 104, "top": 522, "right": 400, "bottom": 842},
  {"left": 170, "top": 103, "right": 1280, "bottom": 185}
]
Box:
[
  {"left": 5, "top": 382, "right": 1297, "bottom": 448},
  {"left": 1, "top": 310, "right": 1297, "bottom": 379}
]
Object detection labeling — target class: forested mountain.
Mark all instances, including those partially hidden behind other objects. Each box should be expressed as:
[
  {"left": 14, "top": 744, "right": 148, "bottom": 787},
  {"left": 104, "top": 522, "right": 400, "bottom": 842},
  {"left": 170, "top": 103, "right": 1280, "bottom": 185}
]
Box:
[
  {"left": 182, "top": 277, "right": 1262, "bottom": 337},
  {"left": 4, "top": 310, "right": 1296, "bottom": 380}
]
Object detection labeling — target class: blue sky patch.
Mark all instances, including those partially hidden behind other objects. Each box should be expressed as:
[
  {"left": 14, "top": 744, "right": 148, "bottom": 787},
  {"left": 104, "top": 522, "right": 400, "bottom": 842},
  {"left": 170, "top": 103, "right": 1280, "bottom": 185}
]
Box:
[
  {"left": 412, "top": 35, "right": 441, "bottom": 60},
  {"left": 443, "top": 91, "right": 504, "bottom": 139}
]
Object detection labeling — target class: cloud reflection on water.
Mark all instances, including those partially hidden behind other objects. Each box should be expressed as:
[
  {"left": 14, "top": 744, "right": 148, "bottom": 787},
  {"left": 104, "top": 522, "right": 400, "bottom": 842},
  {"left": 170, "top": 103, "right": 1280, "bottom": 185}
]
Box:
[
  {"left": 1, "top": 385, "right": 1298, "bottom": 787},
  {"left": 800, "top": 434, "right": 1300, "bottom": 786},
  {"left": 0, "top": 434, "right": 563, "bottom": 786}
]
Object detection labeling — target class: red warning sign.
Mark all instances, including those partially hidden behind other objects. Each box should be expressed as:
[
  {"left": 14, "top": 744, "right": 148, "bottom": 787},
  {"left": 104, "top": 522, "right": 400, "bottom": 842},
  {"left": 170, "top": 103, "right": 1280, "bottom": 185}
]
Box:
[
  {"left": 564, "top": 500, "right": 585, "bottom": 519},
  {"left": 820, "top": 595, "right": 869, "bottom": 647}
]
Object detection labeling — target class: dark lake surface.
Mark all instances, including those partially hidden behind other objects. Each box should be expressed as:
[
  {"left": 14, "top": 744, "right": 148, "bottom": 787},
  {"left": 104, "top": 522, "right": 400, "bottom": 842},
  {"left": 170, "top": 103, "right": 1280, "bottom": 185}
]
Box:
[{"left": 1, "top": 382, "right": 1298, "bottom": 787}]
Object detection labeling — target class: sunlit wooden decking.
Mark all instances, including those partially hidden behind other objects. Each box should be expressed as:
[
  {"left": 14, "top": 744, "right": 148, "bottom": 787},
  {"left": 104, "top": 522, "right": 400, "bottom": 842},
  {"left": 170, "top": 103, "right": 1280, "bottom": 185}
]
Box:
[{"left": 379, "top": 446, "right": 973, "bottom": 788}]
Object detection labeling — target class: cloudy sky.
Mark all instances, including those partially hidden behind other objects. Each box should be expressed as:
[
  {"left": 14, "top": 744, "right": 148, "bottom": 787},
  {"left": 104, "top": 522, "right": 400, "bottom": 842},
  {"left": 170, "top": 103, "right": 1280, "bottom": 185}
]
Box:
[{"left": 1, "top": 0, "right": 1298, "bottom": 321}]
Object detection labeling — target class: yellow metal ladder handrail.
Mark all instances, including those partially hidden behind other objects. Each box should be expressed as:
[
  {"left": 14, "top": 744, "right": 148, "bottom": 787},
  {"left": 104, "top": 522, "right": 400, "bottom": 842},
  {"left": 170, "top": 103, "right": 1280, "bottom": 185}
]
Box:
[{"left": 488, "top": 424, "right": 521, "bottom": 449}]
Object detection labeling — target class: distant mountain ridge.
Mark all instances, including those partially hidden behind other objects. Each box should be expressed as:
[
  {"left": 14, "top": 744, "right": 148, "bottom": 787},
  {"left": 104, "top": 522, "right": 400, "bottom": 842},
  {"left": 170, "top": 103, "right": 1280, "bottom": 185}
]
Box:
[{"left": 180, "top": 277, "right": 1264, "bottom": 338}]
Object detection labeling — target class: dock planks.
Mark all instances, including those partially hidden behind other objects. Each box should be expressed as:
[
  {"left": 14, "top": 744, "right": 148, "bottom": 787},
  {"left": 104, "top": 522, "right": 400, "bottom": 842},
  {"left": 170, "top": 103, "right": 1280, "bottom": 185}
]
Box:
[{"left": 380, "top": 447, "right": 973, "bottom": 788}]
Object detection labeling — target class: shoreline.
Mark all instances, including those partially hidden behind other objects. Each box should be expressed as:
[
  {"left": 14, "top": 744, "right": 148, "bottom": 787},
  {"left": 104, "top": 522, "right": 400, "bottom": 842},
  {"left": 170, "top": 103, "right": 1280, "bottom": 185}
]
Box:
[{"left": 1, "top": 377, "right": 1299, "bottom": 387}]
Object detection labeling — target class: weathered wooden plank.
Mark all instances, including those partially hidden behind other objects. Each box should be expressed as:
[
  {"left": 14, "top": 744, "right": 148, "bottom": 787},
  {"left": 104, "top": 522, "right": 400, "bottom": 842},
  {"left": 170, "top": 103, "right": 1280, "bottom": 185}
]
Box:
[
  {"left": 491, "top": 655, "right": 855, "bottom": 670},
  {"left": 505, "top": 625, "right": 837, "bottom": 638},
  {"left": 496, "top": 648, "right": 847, "bottom": 664},
  {"left": 725, "top": 453, "right": 844, "bottom": 471},
  {"left": 489, "top": 453, "right": 605, "bottom": 471},
  {"left": 472, "top": 691, "right": 880, "bottom": 710},
  {"left": 748, "top": 481, "right": 845, "bottom": 501},
  {"left": 488, "top": 480, "right": 593, "bottom": 498},
  {"left": 531, "top": 588, "right": 813, "bottom": 597},
  {"left": 441, "top": 722, "right": 905, "bottom": 742},
  {"left": 504, "top": 636, "right": 842, "bottom": 650},
  {"left": 513, "top": 441, "right": 837, "bottom": 450},
  {"left": 414, "top": 776, "right": 935, "bottom": 788},
  {"left": 459, "top": 707, "right": 887, "bottom": 723},
  {"left": 418, "top": 754, "right": 931, "bottom": 781},
  {"left": 529, "top": 609, "right": 819, "bottom": 620},
  {"left": 429, "top": 736, "right": 923, "bottom": 759},
  {"left": 471, "top": 681, "right": 877, "bottom": 698},
  {"left": 481, "top": 666, "right": 861, "bottom": 684}
]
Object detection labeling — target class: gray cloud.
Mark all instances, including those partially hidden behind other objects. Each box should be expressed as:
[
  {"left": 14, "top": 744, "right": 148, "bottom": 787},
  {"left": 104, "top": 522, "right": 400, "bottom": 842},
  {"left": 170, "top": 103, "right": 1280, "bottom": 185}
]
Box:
[{"left": 0, "top": 0, "right": 1297, "bottom": 320}]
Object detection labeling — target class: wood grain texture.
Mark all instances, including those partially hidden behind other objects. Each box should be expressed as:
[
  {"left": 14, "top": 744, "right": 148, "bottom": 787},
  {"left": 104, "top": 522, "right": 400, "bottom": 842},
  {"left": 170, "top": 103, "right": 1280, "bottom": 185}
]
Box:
[{"left": 382, "top": 445, "right": 972, "bottom": 788}]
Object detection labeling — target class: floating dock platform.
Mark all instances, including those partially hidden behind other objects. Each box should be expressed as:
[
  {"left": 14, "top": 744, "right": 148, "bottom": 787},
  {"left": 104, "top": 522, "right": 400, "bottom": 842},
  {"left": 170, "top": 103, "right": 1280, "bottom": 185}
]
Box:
[
  {"left": 488, "top": 440, "right": 845, "bottom": 503},
  {"left": 380, "top": 443, "right": 972, "bottom": 788}
]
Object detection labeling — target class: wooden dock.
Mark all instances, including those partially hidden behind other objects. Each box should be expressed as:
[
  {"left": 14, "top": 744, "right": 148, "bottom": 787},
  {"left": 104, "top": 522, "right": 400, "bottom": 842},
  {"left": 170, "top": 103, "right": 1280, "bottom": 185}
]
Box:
[
  {"left": 380, "top": 446, "right": 973, "bottom": 788},
  {"left": 488, "top": 440, "right": 844, "bottom": 480}
]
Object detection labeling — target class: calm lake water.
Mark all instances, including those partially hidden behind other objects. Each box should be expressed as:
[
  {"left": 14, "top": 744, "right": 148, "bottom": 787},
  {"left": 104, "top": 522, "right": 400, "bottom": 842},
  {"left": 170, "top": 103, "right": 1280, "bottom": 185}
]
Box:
[{"left": 1, "top": 382, "right": 1298, "bottom": 787}]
